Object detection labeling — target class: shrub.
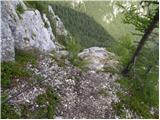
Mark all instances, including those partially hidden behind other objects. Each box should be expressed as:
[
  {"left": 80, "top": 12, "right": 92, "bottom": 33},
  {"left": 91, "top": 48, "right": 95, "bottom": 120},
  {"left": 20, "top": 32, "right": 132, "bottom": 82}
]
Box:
[
  {"left": 15, "top": 49, "right": 38, "bottom": 65},
  {"left": 25, "top": 1, "right": 48, "bottom": 13},
  {"left": 16, "top": 3, "right": 24, "bottom": 14},
  {"left": 65, "top": 37, "right": 81, "bottom": 65},
  {"left": 1, "top": 103, "right": 20, "bottom": 119},
  {"left": 111, "top": 34, "right": 135, "bottom": 66},
  {"left": 1, "top": 49, "right": 38, "bottom": 88},
  {"left": 112, "top": 33, "right": 158, "bottom": 118},
  {"left": 34, "top": 88, "right": 59, "bottom": 118},
  {"left": 44, "top": 21, "right": 49, "bottom": 28},
  {"left": 116, "top": 72, "right": 159, "bottom": 119}
]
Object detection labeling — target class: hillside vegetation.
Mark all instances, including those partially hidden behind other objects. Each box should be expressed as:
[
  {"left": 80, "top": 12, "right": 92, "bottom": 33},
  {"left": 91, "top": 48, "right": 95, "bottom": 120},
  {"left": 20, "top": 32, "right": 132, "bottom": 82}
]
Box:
[
  {"left": 1, "top": 0, "right": 159, "bottom": 119},
  {"left": 26, "top": 1, "right": 115, "bottom": 49},
  {"left": 50, "top": 3, "right": 115, "bottom": 48}
]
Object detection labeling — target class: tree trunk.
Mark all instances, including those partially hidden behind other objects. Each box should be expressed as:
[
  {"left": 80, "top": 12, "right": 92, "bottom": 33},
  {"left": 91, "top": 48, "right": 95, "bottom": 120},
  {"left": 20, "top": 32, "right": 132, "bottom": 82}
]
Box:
[{"left": 122, "top": 9, "right": 159, "bottom": 75}]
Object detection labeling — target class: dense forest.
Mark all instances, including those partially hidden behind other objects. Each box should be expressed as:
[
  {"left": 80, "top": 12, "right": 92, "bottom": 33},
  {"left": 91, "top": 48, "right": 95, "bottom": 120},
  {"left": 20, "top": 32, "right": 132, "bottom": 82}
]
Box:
[{"left": 1, "top": 0, "right": 159, "bottom": 119}]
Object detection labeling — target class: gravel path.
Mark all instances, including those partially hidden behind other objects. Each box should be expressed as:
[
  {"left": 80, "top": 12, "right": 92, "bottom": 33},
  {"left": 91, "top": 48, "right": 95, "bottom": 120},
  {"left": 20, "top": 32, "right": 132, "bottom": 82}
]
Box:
[{"left": 6, "top": 55, "right": 122, "bottom": 119}]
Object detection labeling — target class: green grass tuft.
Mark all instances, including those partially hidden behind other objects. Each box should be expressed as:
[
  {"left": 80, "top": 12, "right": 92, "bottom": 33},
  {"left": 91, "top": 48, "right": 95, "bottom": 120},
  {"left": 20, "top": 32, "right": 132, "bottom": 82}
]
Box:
[
  {"left": 16, "top": 3, "right": 24, "bottom": 14},
  {"left": 116, "top": 76, "right": 159, "bottom": 119},
  {"left": 1, "top": 49, "right": 38, "bottom": 88},
  {"left": 1, "top": 103, "right": 20, "bottom": 119},
  {"left": 34, "top": 88, "right": 60, "bottom": 118},
  {"left": 16, "top": 3, "right": 25, "bottom": 19}
]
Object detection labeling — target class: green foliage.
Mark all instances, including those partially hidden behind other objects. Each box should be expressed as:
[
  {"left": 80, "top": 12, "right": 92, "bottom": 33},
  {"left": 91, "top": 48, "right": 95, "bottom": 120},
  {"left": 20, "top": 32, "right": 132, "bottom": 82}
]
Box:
[
  {"left": 56, "top": 35, "right": 66, "bottom": 45},
  {"left": 1, "top": 62, "right": 31, "bottom": 88},
  {"left": 65, "top": 37, "right": 82, "bottom": 66},
  {"left": 1, "top": 93, "right": 20, "bottom": 118},
  {"left": 117, "top": 1, "right": 158, "bottom": 33},
  {"left": 103, "top": 67, "right": 118, "bottom": 74},
  {"left": 55, "top": 36, "right": 88, "bottom": 69},
  {"left": 74, "top": 59, "right": 89, "bottom": 70},
  {"left": 112, "top": 33, "right": 158, "bottom": 118},
  {"left": 112, "top": 34, "right": 135, "bottom": 66},
  {"left": 1, "top": 50, "right": 38, "bottom": 88},
  {"left": 114, "top": 39, "right": 159, "bottom": 118},
  {"left": 25, "top": 1, "right": 115, "bottom": 49},
  {"left": 111, "top": 2, "right": 159, "bottom": 117},
  {"left": 16, "top": 3, "right": 25, "bottom": 19},
  {"left": 66, "top": 37, "right": 81, "bottom": 62},
  {"left": 50, "top": 3, "right": 115, "bottom": 48},
  {"left": 112, "top": 94, "right": 156, "bottom": 118},
  {"left": 44, "top": 21, "right": 49, "bottom": 28},
  {"left": 117, "top": 66, "right": 159, "bottom": 119},
  {"left": 48, "top": 15, "right": 57, "bottom": 36},
  {"left": 15, "top": 49, "right": 38, "bottom": 65},
  {"left": 16, "top": 3, "right": 24, "bottom": 14},
  {"left": 112, "top": 101, "right": 126, "bottom": 118},
  {"left": 1, "top": 103, "right": 20, "bottom": 119},
  {"left": 25, "top": 1, "right": 48, "bottom": 14},
  {"left": 1, "top": 88, "right": 59, "bottom": 119},
  {"left": 34, "top": 88, "right": 59, "bottom": 119}
]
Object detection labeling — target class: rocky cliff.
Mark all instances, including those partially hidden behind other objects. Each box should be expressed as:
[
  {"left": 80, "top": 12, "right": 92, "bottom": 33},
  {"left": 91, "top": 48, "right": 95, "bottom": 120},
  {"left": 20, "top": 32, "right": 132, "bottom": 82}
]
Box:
[{"left": 1, "top": 0, "right": 67, "bottom": 61}]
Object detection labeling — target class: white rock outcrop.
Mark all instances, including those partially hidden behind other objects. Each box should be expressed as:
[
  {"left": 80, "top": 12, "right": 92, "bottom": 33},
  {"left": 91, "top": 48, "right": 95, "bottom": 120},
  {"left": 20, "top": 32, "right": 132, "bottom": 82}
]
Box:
[
  {"left": 1, "top": 20, "right": 15, "bottom": 61},
  {"left": 15, "top": 10, "right": 56, "bottom": 52},
  {"left": 1, "top": 1, "right": 58, "bottom": 61},
  {"left": 78, "top": 47, "right": 119, "bottom": 71},
  {"left": 1, "top": 1, "right": 18, "bottom": 61},
  {"left": 48, "top": 5, "right": 68, "bottom": 36}
]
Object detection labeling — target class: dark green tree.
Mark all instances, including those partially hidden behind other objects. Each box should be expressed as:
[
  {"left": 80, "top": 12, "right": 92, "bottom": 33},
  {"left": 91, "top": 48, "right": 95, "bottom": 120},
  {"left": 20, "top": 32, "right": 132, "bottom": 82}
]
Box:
[
  {"left": 117, "top": 1, "right": 159, "bottom": 75},
  {"left": 122, "top": 8, "right": 159, "bottom": 75}
]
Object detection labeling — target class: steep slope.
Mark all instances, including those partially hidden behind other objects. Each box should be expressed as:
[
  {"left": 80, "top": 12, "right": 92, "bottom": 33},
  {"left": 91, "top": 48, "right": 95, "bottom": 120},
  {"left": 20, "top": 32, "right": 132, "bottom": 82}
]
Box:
[
  {"left": 50, "top": 3, "right": 115, "bottom": 48},
  {"left": 50, "top": 1, "right": 136, "bottom": 41}
]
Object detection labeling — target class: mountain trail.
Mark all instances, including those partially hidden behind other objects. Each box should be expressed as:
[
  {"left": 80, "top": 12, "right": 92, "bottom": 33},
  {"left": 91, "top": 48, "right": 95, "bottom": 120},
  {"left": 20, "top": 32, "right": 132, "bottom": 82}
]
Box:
[{"left": 5, "top": 55, "right": 122, "bottom": 119}]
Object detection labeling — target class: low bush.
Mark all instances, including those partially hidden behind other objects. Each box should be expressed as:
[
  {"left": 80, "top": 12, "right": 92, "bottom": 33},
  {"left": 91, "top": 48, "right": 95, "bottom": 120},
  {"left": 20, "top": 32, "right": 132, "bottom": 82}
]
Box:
[
  {"left": 34, "top": 88, "right": 60, "bottom": 118},
  {"left": 1, "top": 49, "right": 38, "bottom": 88},
  {"left": 65, "top": 37, "right": 81, "bottom": 65},
  {"left": 111, "top": 33, "right": 159, "bottom": 118},
  {"left": 16, "top": 3, "right": 24, "bottom": 14}
]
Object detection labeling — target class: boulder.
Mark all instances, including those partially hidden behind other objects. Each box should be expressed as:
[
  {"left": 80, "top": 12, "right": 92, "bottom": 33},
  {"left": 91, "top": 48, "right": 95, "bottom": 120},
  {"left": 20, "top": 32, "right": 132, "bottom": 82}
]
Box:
[
  {"left": 49, "top": 50, "right": 69, "bottom": 60},
  {"left": 78, "top": 47, "right": 119, "bottom": 71}
]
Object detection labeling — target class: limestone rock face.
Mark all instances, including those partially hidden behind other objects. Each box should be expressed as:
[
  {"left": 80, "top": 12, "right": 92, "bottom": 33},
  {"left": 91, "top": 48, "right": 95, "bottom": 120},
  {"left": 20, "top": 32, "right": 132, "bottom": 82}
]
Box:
[
  {"left": 1, "top": 1, "right": 58, "bottom": 61},
  {"left": 55, "top": 16, "right": 68, "bottom": 36},
  {"left": 1, "top": 1, "right": 18, "bottom": 61},
  {"left": 78, "top": 47, "right": 119, "bottom": 71},
  {"left": 1, "top": 20, "right": 15, "bottom": 61},
  {"left": 48, "top": 5, "right": 68, "bottom": 36},
  {"left": 15, "top": 10, "right": 56, "bottom": 52}
]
